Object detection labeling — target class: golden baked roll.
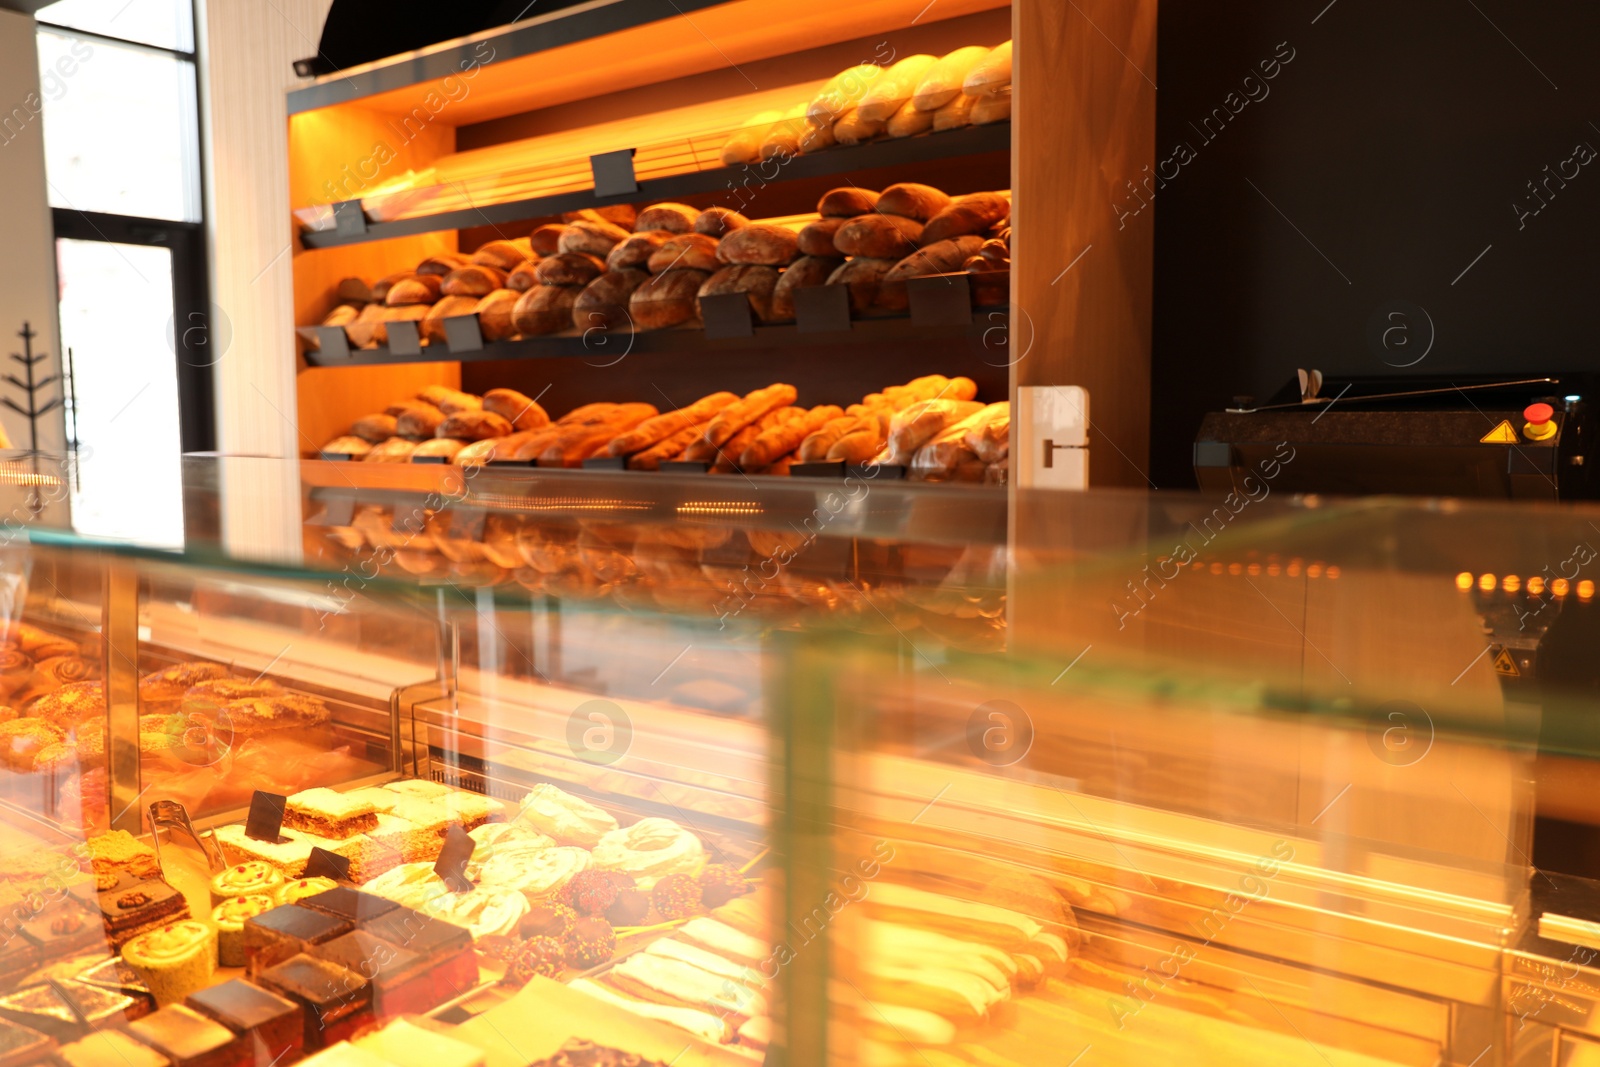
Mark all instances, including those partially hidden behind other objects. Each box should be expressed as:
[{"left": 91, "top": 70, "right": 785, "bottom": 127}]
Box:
[
  {"left": 971, "top": 92, "right": 1010, "bottom": 125},
  {"left": 30, "top": 656, "right": 101, "bottom": 691},
  {"left": 0, "top": 718, "right": 64, "bottom": 771},
  {"left": 886, "top": 97, "right": 935, "bottom": 138},
  {"left": 181, "top": 677, "right": 280, "bottom": 712},
  {"left": 318, "top": 435, "right": 371, "bottom": 458},
  {"left": 411, "top": 438, "right": 465, "bottom": 461},
  {"left": 139, "top": 662, "right": 231, "bottom": 713},
  {"left": 912, "top": 46, "right": 991, "bottom": 111},
  {"left": 858, "top": 53, "right": 939, "bottom": 122},
  {"left": 438, "top": 411, "right": 513, "bottom": 441},
  {"left": 720, "top": 108, "right": 783, "bottom": 165},
  {"left": 384, "top": 275, "right": 441, "bottom": 306},
  {"left": 28, "top": 680, "right": 104, "bottom": 730},
  {"left": 350, "top": 413, "right": 398, "bottom": 443},
  {"left": 529, "top": 224, "right": 568, "bottom": 256},
  {"left": 808, "top": 63, "right": 887, "bottom": 127},
  {"left": 319, "top": 305, "right": 357, "bottom": 329},
  {"left": 417, "top": 386, "right": 481, "bottom": 413},
  {"left": 6, "top": 624, "right": 78, "bottom": 660},
  {"left": 416, "top": 253, "right": 470, "bottom": 277},
  {"left": 932, "top": 92, "right": 977, "bottom": 131},
  {"left": 798, "top": 121, "right": 835, "bottom": 154},
  {"left": 221, "top": 693, "right": 330, "bottom": 736},
  {"left": 364, "top": 438, "right": 417, "bottom": 463},
  {"left": 964, "top": 40, "right": 1012, "bottom": 96}
]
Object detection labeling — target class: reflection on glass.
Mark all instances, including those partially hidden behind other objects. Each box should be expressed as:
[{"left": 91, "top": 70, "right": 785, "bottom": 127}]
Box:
[
  {"left": 37, "top": 29, "right": 200, "bottom": 223},
  {"left": 34, "top": 0, "right": 195, "bottom": 53},
  {"left": 56, "top": 237, "right": 183, "bottom": 548}
]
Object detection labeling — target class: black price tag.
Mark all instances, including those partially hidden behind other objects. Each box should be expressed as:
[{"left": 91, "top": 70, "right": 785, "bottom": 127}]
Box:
[
  {"left": 660, "top": 460, "right": 711, "bottom": 473},
  {"left": 387, "top": 319, "right": 423, "bottom": 356},
  {"left": 309, "top": 496, "right": 357, "bottom": 525},
  {"left": 304, "top": 847, "right": 351, "bottom": 881},
  {"left": 443, "top": 315, "right": 484, "bottom": 353},
  {"left": 795, "top": 285, "right": 852, "bottom": 333},
  {"left": 245, "top": 791, "right": 287, "bottom": 843},
  {"left": 580, "top": 456, "right": 628, "bottom": 471},
  {"left": 314, "top": 326, "right": 351, "bottom": 360},
  {"left": 907, "top": 273, "right": 973, "bottom": 326},
  {"left": 791, "top": 461, "right": 845, "bottom": 479},
  {"left": 332, "top": 200, "right": 368, "bottom": 237},
  {"left": 434, "top": 825, "right": 475, "bottom": 893},
  {"left": 700, "top": 293, "right": 755, "bottom": 339},
  {"left": 590, "top": 148, "right": 639, "bottom": 198}
]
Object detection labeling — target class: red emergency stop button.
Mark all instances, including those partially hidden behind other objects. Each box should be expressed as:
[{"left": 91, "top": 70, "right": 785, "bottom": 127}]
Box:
[{"left": 1524, "top": 403, "right": 1557, "bottom": 441}]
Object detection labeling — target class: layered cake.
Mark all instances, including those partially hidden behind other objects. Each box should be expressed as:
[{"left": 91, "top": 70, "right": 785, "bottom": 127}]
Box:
[
  {"left": 211, "top": 896, "right": 276, "bottom": 968},
  {"left": 86, "top": 831, "right": 162, "bottom": 880},
  {"left": 214, "top": 827, "right": 362, "bottom": 880},
  {"left": 275, "top": 879, "right": 339, "bottom": 907},
  {"left": 360, "top": 910, "right": 476, "bottom": 1004},
  {"left": 297, "top": 888, "right": 397, "bottom": 926},
  {"left": 241, "top": 905, "right": 351, "bottom": 976},
  {"left": 186, "top": 979, "right": 303, "bottom": 1066},
  {"left": 254, "top": 955, "right": 371, "bottom": 1050},
  {"left": 18, "top": 902, "right": 104, "bottom": 960},
  {"left": 55, "top": 1029, "right": 167, "bottom": 1067},
  {"left": 284, "top": 790, "right": 378, "bottom": 840},
  {"left": 126, "top": 1004, "right": 245, "bottom": 1067},
  {"left": 315, "top": 931, "right": 435, "bottom": 1018},
  {"left": 93, "top": 875, "right": 191, "bottom": 948},
  {"left": 381, "top": 780, "right": 450, "bottom": 800},
  {"left": 122, "top": 921, "right": 218, "bottom": 1007}
]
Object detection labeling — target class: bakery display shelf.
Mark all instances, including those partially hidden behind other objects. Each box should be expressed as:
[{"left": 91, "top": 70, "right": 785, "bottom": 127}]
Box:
[{"left": 296, "top": 123, "right": 1010, "bottom": 249}]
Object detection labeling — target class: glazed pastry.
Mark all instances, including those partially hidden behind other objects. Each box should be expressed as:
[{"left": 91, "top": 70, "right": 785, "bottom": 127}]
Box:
[
  {"left": 28, "top": 681, "right": 103, "bottom": 730},
  {"left": 477, "top": 844, "right": 590, "bottom": 900},
  {"left": 563, "top": 869, "right": 625, "bottom": 917},
  {"left": 30, "top": 656, "right": 100, "bottom": 691},
  {"left": 284, "top": 788, "right": 379, "bottom": 839},
  {"left": 514, "top": 784, "right": 617, "bottom": 848},
  {"left": 217, "top": 694, "right": 330, "bottom": 736},
  {"left": 605, "top": 887, "right": 650, "bottom": 927},
  {"left": 0, "top": 719, "right": 63, "bottom": 771},
  {"left": 698, "top": 864, "right": 749, "bottom": 908},
  {"left": 120, "top": 920, "right": 218, "bottom": 1007},
  {"left": 137, "top": 662, "right": 230, "bottom": 714},
  {"left": 567, "top": 978, "right": 729, "bottom": 1045},
  {"left": 674, "top": 918, "right": 765, "bottom": 969},
  {"left": 591, "top": 818, "right": 706, "bottom": 889},
  {"left": 645, "top": 938, "right": 764, "bottom": 988},
  {"left": 210, "top": 861, "right": 284, "bottom": 906},
  {"left": 519, "top": 901, "right": 577, "bottom": 941},
  {"left": 504, "top": 936, "right": 566, "bottom": 985},
  {"left": 212, "top": 894, "right": 276, "bottom": 967},
  {"left": 277, "top": 877, "right": 341, "bottom": 905},
  {"left": 469, "top": 821, "right": 553, "bottom": 855},
  {"left": 609, "top": 952, "right": 767, "bottom": 1019}
]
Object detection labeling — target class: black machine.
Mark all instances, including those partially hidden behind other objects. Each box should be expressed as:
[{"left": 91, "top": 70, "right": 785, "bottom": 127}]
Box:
[{"left": 1194, "top": 373, "right": 1597, "bottom": 501}]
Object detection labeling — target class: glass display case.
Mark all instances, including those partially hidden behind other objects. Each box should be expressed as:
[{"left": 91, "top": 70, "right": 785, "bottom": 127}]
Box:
[{"left": 3, "top": 457, "right": 1600, "bottom": 1066}]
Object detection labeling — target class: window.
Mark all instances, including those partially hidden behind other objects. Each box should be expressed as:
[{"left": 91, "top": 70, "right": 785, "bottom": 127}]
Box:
[{"left": 35, "top": 0, "right": 212, "bottom": 548}]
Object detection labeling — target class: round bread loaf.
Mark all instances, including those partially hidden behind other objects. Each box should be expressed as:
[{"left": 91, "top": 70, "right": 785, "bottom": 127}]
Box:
[
  {"left": 365, "top": 438, "right": 417, "bottom": 463},
  {"left": 877, "top": 182, "right": 952, "bottom": 221},
  {"left": 819, "top": 187, "right": 880, "bottom": 217},
  {"left": 530, "top": 224, "right": 569, "bottom": 256},
  {"left": 423, "top": 294, "right": 482, "bottom": 342},
  {"left": 648, "top": 234, "right": 721, "bottom": 274},
  {"left": 320, "top": 435, "right": 371, "bottom": 457},
  {"left": 474, "top": 289, "right": 521, "bottom": 341},
  {"left": 607, "top": 230, "right": 672, "bottom": 271},
  {"left": 372, "top": 305, "right": 428, "bottom": 344},
  {"left": 320, "top": 305, "right": 358, "bottom": 327},
  {"left": 559, "top": 219, "right": 631, "bottom": 259},
  {"left": 574, "top": 269, "right": 650, "bottom": 332},
  {"left": 506, "top": 262, "right": 540, "bottom": 291},
  {"left": 416, "top": 253, "right": 470, "bottom": 277},
  {"left": 716, "top": 224, "right": 799, "bottom": 266},
  {"left": 412, "top": 438, "right": 466, "bottom": 460},
  {"left": 698, "top": 265, "right": 781, "bottom": 324},
  {"left": 630, "top": 269, "right": 712, "bottom": 330},
  {"left": 535, "top": 252, "right": 606, "bottom": 287},
  {"left": 472, "top": 239, "right": 530, "bottom": 271},
  {"left": 565, "top": 205, "right": 639, "bottom": 230},
  {"left": 772, "top": 255, "right": 843, "bottom": 322},
  {"left": 438, "top": 411, "right": 513, "bottom": 441},
  {"left": 694, "top": 206, "right": 750, "bottom": 237},
  {"left": 418, "top": 386, "right": 481, "bottom": 413},
  {"left": 877, "top": 236, "right": 986, "bottom": 310},
  {"left": 825, "top": 257, "right": 897, "bottom": 314},
  {"left": 384, "top": 275, "right": 441, "bottom": 306},
  {"left": 922, "top": 192, "right": 1011, "bottom": 244},
  {"left": 370, "top": 272, "right": 412, "bottom": 303},
  {"left": 796, "top": 218, "right": 847, "bottom": 257},
  {"left": 512, "top": 285, "right": 580, "bottom": 335},
  {"left": 635, "top": 203, "right": 700, "bottom": 234},
  {"left": 833, "top": 214, "right": 925, "bottom": 259},
  {"left": 441, "top": 266, "right": 504, "bottom": 297},
  {"left": 350, "top": 414, "right": 397, "bottom": 443},
  {"left": 395, "top": 404, "right": 446, "bottom": 438}
]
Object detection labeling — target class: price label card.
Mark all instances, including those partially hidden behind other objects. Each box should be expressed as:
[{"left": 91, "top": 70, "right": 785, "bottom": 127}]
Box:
[
  {"left": 245, "top": 791, "right": 287, "bottom": 843},
  {"left": 434, "top": 825, "right": 476, "bottom": 893}
]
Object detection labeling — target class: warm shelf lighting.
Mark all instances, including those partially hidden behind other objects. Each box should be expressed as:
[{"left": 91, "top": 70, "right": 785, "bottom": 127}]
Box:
[
  {"left": 1528, "top": 576, "right": 1546, "bottom": 595},
  {"left": 1478, "top": 573, "right": 1497, "bottom": 592},
  {"left": 1579, "top": 580, "right": 1595, "bottom": 601},
  {"left": 1502, "top": 575, "right": 1522, "bottom": 593},
  {"left": 1552, "top": 578, "right": 1571, "bottom": 597},
  {"left": 1455, "top": 572, "right": 1474, "bottom": 590}
]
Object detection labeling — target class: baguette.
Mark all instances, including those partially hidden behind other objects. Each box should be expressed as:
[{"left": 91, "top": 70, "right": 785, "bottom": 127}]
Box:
[
  {"left": 483, "top": 387, "right": 550, "bottom": 431},
  {"left": 703, "top": 384, "right": 799, "bottom": 448},
  {"left": 964, "top": 401, "right": 1009, "bottom": 462},
  {"left": 909, "top": 410, "right": 989, "bottom": 479},
  {"left": 759, "top": 103, "right": 809, "bottom": 161},
  {"left": 886, "top": 97, "right": 935, "bottom": 138},
  {"left": 537, "top": 403, "right": 657, "bottom": 466},
  {"left": 912, "top": 46, "right": 992, "bottom": 111},
  {"left": 933, "top": 92, "right": 977, "bottom": 131},
  {"left": 505, "top": 423, "right": 575, "bottom": 461},
  {"left": 964, "top": 40, "right": 1013, "bottom": 96},
  {"left": 710, "top": 409, "right": 791, "bottom": 472},
  {"left": 798, "top": 121, "right": 835, "bottom": 154},
  {"left": 858, "top": 54, "right": 940, "bottom": 123},
  {"left": 627, "top": 421, "right": 711, "bottom": 470},
  {"left": 721, "top": 108, "right": 784, "bottom": 165},
  {"left": 832, "top": 108, "right": 885, "bottom": 146},
  {"left": 808, "top": 64, "right": 887, "bottom": 127},
  {"left": 608, "top": 391, "right": 740, "bottom": 455},
  {"left": 798, "top": 414, "right": 863, "bottom": 462},
  {"left": 971, "top": 92, "right": 1011, "bottom": 125},
  {"left": 740, "top": 404, "right": 843, "bottom": 468},
  {"left": 887, "top": 399, "right": 984, "bottom": 462},
  {"left": 827, "top": 426, "right": 885, "bottom": 464}
]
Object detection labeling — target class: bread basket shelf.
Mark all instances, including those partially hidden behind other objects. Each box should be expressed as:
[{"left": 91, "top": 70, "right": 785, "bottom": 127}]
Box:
[{"left": 296, "top": 123, "right": 1011, "bottom": 250}]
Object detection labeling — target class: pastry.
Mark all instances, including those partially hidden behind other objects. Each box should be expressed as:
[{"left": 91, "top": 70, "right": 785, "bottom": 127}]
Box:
[
  {"left": 214, "top": 826, "right": 358, "bottom": 879},
  {"left": 562, "top": 869, "right": 624, "bottom": 917},
  {"left": 56, "top": 1029, "right": 165, "bottom": 1067},
  {"left": 608, "top": 953, "right": 765, "bottom": 1020},
  {"left": 361, "top": 909, "right": 476, "bottom": 1002},
  {"left": 94, "top": 876, "right": 191, "bottom": 947},
  {"left": 478, "top": 844, "right": 589, "bottom": 902},
  {"left": 422, "top": 887, "right": 529, "bottom": 942},
  {"left": 29, "top": 682, "right": 104, "bottom": 731},
  {"left": 215, "top": 694, "right": 330, "bottom": 736},
  {"left": 698, "top": 864, "right": 749, "bottom": 908},
  {"left": 383, "top": 780, "right": 450, "bottom": 799},
  {"left": 469, "top": 821, "right": 553, "bottom": 856},
  {"left": 567, "top": 978, "right": 729, "bottom": 1045},
  {"left": 563, "top": 917, "right": 614, "bottom": 970},
  {"left": 121, "top": 921, "right": 218, "bottom": 1007},
  {"left": 139, "top": 662, "right": 230, "bottom": 714},
  {"left": 651, "top": 874, "right": 700, "bottom": 921},
  {"left": 74, "top": 955, "right": 150, "bottom": 996},
  {"left": 520, "top": 902, "right": 577, "bottom": 941},
  {"left": 504, "top": 936, "right": 565, "bottom": 985},
  {"left": 818, "top": 187, "right": 879, "bottom": 217},
  {"left": 211, "top": 894, "right": 275, "bottom": 967},
  {"left": 436, "top": 789, "right": 505, "bottom": 831},
  {"left": 255, "top": 955, "right": 371, "bottom": 1051},
  {"left": 515, "top": 784, "right": 617, "bottom": 847},
  {"left": 30, "top": 656, "right": 99, "bottom": 690},
  {"left": 316, "top": 930, "right": 438, "bottom": 1017},
  {"left": 241, "top": 904, "right": 352, "bottom": 976},
  {"left": 285, "top": 789, "right": 379, "bottom": 840},
  {"left": 0, "top": 719, "right": 62, "bottom": 771},
  {"left": 296, "top": 887, "right": 397, "bottom": 926},
  {"left": 87, "top": 831, "right": 162, "bottom": 880},
  {"left": 674, "top": 918, "right": 765, "bottom": 969},
  {"left": 366, "top": 812, "right": 441, "bottom": 867},
  {"left": 185, "top": 979, "right": 303, "bottom": 1066},
  {"left": 591, "top": 818, "right": 706, "bottom": 890},
  {"left": 276, "top": 878, "right": 339, "bottom": 908},
  {"left": 355, "top": 1018, "right": 485, "bottom": 1067}
]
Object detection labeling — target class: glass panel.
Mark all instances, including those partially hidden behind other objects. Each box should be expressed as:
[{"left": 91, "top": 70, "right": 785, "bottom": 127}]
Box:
[
  {"left": 34, "top": 0, "right": 194, "bottom": 53},
  {"left": 55, "top": 237, "right": 184, "bottom": 548},
  {"left": 37, "top": 30, "right": 200, "bottom": 223}
]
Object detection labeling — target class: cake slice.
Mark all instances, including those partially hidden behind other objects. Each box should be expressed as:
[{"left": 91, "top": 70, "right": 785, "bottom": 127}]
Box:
[
  {"left": 215, "top": 826, "right": 363, "bottom": 879},
  {"left": 186, "top": 978, "right": 303, "bottom": 1066},
  {"left": 342, "top": 787, "right": 399, "bottom": 815},
  {"left": 86, "top": 830, "right": 161, "bottom": 880},
  {"left": 93, "top": 875, "right": 191, "bottom": 948},
  {"left": 55, "top": 1028, "right": 164, "bottom": 1067},
  {"left": 241, "top": 905, "right": 352, "bottom": 976},
  {"left": 255, "top": 954, "right": 371, "bottom": 1050},
  {"left": 126, "top": 1004, "right": 244, "bottom": 1067},
  {"left": 284, "top": 789, "right": 378, "bottom": 840},
  {"left": 315, "top": 931, "right": 434, "bottom": 1019}
]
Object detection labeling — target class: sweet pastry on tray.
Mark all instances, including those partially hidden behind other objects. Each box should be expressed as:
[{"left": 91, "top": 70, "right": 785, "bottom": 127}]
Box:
[
  {"left": 607, "top": 952, "right": 766, "bottom": 1020},
  {"left": 477, "top": 845, "right": 589, "bottom": 901},
  {"left": 93, "top": 875, "right": 191, "bottom": 948},
  {"left": 514, "top": 784, "right": 617, "bottom": 848},
  {"left": 119, "top": 921, "right": 217, "bottom": 1007},
  {"left": 284, "top": 788, "right": 379, "bottom": 839},
  {"left": 566, "top": 978, "right": 730, "bottom": 1045},
  {"left": 209, "top": 861, "right": 284, "bottom": 906},
  {"left": 382, "top": 779, "right": 451, "bottom": 800},
  {"left": 138, "top": 662, "right": 231, "bottom": 714},
  {"left": 589, "top": 818, "right": 705, "bottom": 890},
  {"left": 211, "top": 895, "right": 276, "bottom": 968}
]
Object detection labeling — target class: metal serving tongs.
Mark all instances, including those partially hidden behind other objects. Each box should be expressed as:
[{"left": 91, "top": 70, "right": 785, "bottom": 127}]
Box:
[{"left": 149, "top": 799, "right": 226, "bottom": 874}]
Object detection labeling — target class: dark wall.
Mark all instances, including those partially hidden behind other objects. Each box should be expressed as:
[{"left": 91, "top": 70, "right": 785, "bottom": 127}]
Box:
[{"left": 1150, "top": 0, "right": 1600, "bottom": 487}]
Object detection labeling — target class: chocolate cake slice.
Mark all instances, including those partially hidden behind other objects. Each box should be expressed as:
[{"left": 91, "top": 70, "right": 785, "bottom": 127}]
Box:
[
  {"left": 254, "top": 955, "right": 371, "bottom": 1051},
  {"left": 241, "top": 905, "right": 352, "bottom": 977},
  {"left": 94, "top": 875, "right": 190, "bottom": 947},
  {"left": 186, "top": 979, "right": 303, "bottom": 1067}
]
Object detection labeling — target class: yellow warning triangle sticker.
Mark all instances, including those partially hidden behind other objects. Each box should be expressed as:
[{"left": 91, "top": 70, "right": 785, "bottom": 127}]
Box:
[
  {"left": 1480, "top": 420, "right": 1519, "bottom": 444},
  {"left": 1491, "top": 646, "right": 1520, "bottom": 677}
]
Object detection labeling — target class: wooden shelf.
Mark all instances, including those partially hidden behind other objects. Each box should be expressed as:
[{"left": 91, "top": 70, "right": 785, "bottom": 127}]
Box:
[{"left": 298, "top": 123, "right": 1010, "bottom": 249}]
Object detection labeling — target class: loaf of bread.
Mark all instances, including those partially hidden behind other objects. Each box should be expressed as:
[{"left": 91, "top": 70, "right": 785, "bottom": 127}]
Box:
[
  {"left": 566, "top": 205, "right": 639, "bottom": 230},
  {"left": 471, "top": 239, "right": 531, "bottom": 271},
  {"left": 717, "top": 224, "right": 799, "bottom": 266},
  {"left": 453, "top": 435, "right": 519, "bottom": 467},
  {"left": 538, "top": 403, "right": 657, "bottom": 466},
  {"left": 913, "top": 46, "right": 991, "bottom": 110},
  {"left": 574, "top": 268, "right": 650, "bottom": 332},
  {"left": 878, "top": 183, "right": 951, "bottom": 221},
  {"left": 370, "top": 272, "right": 411, "bottom": 303},
  {"left": 341, "top": 303, "right": 386, "bottom": 348},
  {"left": 799, "top": 122, "right": 835, "bottom": 154},
  {"left": 630, "top": 269, "right": 712, "bottom": 329},
  {"left": 703, "top": 384, "right": 799, "bottom": 448},
  {"left": 474, "top": 289, "right": 520, "bottom": 341},
  {"left": 635, "top": 203, "right": 700, "bottom": 234},
  {"left": 833, "top": 109, "right": 885, "bottom": 145},
  {"left": 422, "top": 294, "right": 481, "bottom": 342},
  {"left": 759, "top": 103, "right": 808, "bottom": 161},
  {"left": 964, "top": 41, "right": 1012, "bottom": 96},
  {"left": 535, "top": 252, "right": 606, "bottom": 287},
  {"left": 372, "top": 305, "right": 429, "bottom": 345},
  {"left": 698, "top": 265, "right": 781, "bottom": 323},
  {"left": 336, "top": 277, "right": 373, "bottom": 304},
  {"left": 886, "top": 98, "right": 935, "bottom": 138},
  {"left": 350, "top": 414, "right": 397, "bottom": 443},
  {"left": 511, "top": 285, "right": 579, "bottom": 335},
  {"left": 771, "top": 255, "right": 843, "bottom": 322},
  {"left": 608, "top": 391, "right": 739, "bottom": 455},
  {"left": 530, "top": 224, "right": 569, "bottom": 256},
  {"left": 710, "top": 406, "right": 797, "bottom": 471},
  {"left": 607, "top": 230, "right": 672, "bottom": 271},
  {"left": 438, "top": 410, "right": 512, "bottom": 441},
  {"left": 910, "top": 413, "right": 989, "bottom": 481},
  {"left": 964, "top": 401, "right": 1009, "bottom": 462},
  {"left": 418, "top": 385, "right": 481, "bottom": 413},
  {"left": 648, "top": 234, "right": 721, "bottom": 273},
  {"left": 796, "top": 218, "right": 846, "bottom": 257},
  {"left": 694, "top": 207, "right": 750, "bottom": 237},
  {"left": 740, "top": 404, "right": 844, "bottom": 468},
  {"left": 826, "top": 257, "right": 897, "bottom": 314},
  {"left": 858, "top": 54, "right": 939, "bottom": 122},
  {"left": 441, "top": 265, "right": 505, "bottom": 297},
  {"left": 483, "top": 387, "right": 550, "bottom": 431},
  {"left": 887, "top": 399, "right": 984, "bottom": 462},
  {"left": 922, "top": 193, "right": 1010, "bottom": 243},
  {"left": 559, "top": 219, "right": 630, "bottom": 258},
  {"left": 828, "top": 420, "right": 887, "bottom": 463},
  {"left": 808, "top": 64, "right": 887, "bottom": 126},
  {"left": 799, "top": 413, "right": 873, "bottom": 461},
  {"left": 321, "top": 304, "right": 358, "bottom": 328},
  {"left": 506, "top": 261, "right": 541, "bottom": 291},
  {"left": 834, "top": 214, "right": 924, "bottom": 259},
  {"left": 933, "top": 92, "right": 977, "bottom": 131},
  {"left": 721, "top": 108, "right": 784, "bottom": 165},
  {"left": 411, "top": 438, "right": 465, "bottom": 461},
  {"left": 395, "top": 404, "right": 446, "bottom": 438},
  {"left": 416, "top": 253, "right": 470, "bottom": 277},
  {"left": 320, "top": 435, "right": 371, "bottom": 457},
  {"left": 971, "top": 92, "right": 1011, "bottom": 125},
  {"left": 385, "top": 275, "right": 441, "bottom": 306},
  {"left": 364, "top": 438, "right": 417, "bottom": 463},
  {"left": 628, "top": 422, "right": 708, "bottom": 470},
  {"left": 877, "top": 236, "right": 987, "bottom": 310},
  {"left": 819, "top": 187, "right": 880, "bottom": 217}
]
